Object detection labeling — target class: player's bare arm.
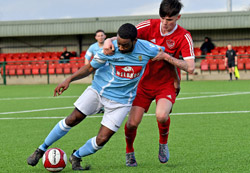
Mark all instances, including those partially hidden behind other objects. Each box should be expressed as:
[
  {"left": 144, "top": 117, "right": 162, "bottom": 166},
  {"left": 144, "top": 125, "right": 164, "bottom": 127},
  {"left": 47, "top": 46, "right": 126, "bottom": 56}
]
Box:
[
  {"left": 54, "top": 64, "right": 95, "bottom": 96},
  {"left": 85, "top": 58, "right": 90, "bottom": 65},
  {"left": 103, "top": 37, "right": 117, "bottom": 55},
  {"left": 152, "top": 49, "right": 195, "bottom": 74}
]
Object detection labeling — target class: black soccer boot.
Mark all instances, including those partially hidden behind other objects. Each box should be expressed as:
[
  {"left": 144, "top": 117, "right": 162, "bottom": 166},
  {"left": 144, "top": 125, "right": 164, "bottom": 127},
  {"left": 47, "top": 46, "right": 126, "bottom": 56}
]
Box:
[
  {"left": 27, "top": 148, "right": 45, "bottom": 166},
  {"left": 69, "top": 150, "right": 91, "bottom": 171}
]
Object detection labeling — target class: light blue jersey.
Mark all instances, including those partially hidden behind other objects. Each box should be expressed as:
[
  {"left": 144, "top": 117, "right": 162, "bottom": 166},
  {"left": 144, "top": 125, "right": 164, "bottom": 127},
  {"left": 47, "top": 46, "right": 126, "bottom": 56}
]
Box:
[
  {"left": 85, "top": 42, "right": 108, "bottom": 75},
  {"left": 90, "top": 39, "right": 165, "bottom": 105},
  {"left": 85, "top": 42, "right": 103, "bottom": 61}
]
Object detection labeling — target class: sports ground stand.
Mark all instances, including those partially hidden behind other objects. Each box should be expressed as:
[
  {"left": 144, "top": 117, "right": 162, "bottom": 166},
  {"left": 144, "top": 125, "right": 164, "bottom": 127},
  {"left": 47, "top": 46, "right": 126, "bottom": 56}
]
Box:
[{"left": 0, "top": 11, "right": 250, "bottom": 84}]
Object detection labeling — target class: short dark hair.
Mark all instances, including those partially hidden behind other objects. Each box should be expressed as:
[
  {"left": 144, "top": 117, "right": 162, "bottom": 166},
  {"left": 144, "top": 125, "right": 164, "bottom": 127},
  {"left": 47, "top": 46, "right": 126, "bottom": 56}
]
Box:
[
  {"left": 95, "top": 29, "right": 105, "bottom": 35},
  {"left": 159, "top": 0, "right": 183, "bottom": 18},
  {"left": 117, "top": 23, "right": 137, "bottom": 41},
  {"left": 205, "top": 37, "right": 211, "bottom": 42}
]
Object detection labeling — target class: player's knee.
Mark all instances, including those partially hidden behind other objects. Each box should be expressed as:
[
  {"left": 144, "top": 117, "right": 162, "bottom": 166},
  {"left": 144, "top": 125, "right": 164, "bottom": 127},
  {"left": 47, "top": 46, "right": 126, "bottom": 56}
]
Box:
[
  {"left": 126, "top": 120, "right": 139, "bottom": 130},
  {"left": 65, "top": 116, "right": 77, "bottom": 127},
  {"left": 156, "top": 108, "right": 170, "bottom": 122},
  {"left": 96, "top": 135, "right": 110, "bottom": 146},
  {"left": 65, "top": 109, "right": 86, "bottom": 127},
  {"left": 156, "top": 113, "right": 169, "bottom": 123},
  {"left": 65, "top": 115, "right": 82, "bottom": 127}
]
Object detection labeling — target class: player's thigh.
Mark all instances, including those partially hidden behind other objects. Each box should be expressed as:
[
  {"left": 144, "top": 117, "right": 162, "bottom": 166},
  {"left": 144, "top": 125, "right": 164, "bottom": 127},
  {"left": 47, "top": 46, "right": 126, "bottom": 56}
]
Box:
[
  {"left": 101, "top": 99, "right": 131, "bottom": 132},
  {"left": 155, "top": 85, "right": 176, "bottom": 119},
  {"left": 232, "top": 66, "right": 235, "bottom": 72},
  {"left": 74, "top": 86, "right": 103, "bottom": 115},
  {"left": 127, "top": 106, "right": 145, "bottom": 128}
]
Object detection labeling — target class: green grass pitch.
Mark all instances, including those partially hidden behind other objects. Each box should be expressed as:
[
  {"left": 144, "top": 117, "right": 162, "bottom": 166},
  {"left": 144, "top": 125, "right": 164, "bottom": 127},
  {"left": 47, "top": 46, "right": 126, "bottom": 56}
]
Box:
[{"left": 0, "top": 80, "right": 250, "bottom": 172}]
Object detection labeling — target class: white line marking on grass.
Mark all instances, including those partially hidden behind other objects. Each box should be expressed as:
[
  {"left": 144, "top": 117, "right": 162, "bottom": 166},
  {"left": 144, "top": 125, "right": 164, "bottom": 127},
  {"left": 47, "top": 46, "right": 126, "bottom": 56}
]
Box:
[
  {"left": 176, "top": 92, "right": 250, "bottom": 100},
  {"left": 0, "top": 96, "right": 78, "bottom": 101},
  {"left": 0, "top": 115, "right": 103, "bottom": 120},
  {"left": 1, "top": 91, "right": 249, "bottom": 102},
  {"left": 1, "top": 91, "right": 250, "bottom": 115},
  {"left": 180, "top": 92, "right": 229, "bottom": 95},
  {"left": 1, "top": 91, "right": 250, "bottom": 116},
  {"left": 146, "top": 110, "right": 250, "bottom": 116},
  {"left": 0, "top": 110, "right": 250, "bottom": 120},
  {"left": 0, "top": 107, "right": 74, "bottom": 115}
]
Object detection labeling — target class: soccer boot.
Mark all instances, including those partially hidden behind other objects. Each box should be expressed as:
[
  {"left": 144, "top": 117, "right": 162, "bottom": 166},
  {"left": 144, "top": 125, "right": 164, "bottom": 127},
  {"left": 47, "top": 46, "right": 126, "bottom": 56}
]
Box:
[
  {"left": 69, "top": 150, "right": 90, "bottom": 171},
  {"left": 126, "top": 152, "right": 137, "bottom": 167},
  {"left": 27, "top": 148, "right": 45, "bottom": 166},
  {"left": 158, "top": 143, "right": 170, "bottom": 163}
]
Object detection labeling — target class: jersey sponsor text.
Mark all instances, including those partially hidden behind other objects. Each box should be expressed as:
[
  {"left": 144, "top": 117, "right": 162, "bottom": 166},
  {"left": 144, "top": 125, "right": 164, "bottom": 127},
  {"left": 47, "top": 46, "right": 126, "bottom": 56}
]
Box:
[{"left": 115, "top": 66, "right": 142, "bottom": 79}]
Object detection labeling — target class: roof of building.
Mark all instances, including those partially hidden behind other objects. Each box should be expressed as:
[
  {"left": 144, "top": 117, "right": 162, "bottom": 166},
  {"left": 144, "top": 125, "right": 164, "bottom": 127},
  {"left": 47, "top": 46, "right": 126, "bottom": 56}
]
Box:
[{"left": 0, "top": 11, "right": 249, "bottom": 37}]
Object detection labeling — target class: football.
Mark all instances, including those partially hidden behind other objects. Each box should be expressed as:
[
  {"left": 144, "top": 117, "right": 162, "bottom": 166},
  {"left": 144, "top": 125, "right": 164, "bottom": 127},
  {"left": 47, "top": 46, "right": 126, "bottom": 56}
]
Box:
[{"left": 42, "top": 148, "right": 67, "bottom": 172}]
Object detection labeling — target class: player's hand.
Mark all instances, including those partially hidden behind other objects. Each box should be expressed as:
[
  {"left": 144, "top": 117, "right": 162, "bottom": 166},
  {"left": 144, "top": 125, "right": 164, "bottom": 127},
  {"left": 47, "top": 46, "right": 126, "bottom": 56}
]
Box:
[
  {"left": 103, "top": 38, "right": 115, "bottom": 55},
  {"left": 54, "top": 79, "right": 71, "bottom": 96},
  {"left": 152, "top": 47, "right": 167, "bottom": 61}
]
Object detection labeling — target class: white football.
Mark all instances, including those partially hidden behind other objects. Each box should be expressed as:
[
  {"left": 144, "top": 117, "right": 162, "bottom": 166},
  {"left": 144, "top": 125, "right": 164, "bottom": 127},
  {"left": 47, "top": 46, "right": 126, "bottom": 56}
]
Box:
[{"left": 42, "top": 148, "right": 67, "bottom": 172}]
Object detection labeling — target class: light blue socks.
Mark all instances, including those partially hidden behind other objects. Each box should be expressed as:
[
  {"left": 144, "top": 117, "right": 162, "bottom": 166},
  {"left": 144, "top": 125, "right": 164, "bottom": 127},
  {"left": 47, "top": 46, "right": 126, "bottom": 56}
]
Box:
[
  {"left": 39, "top": 118, "right": 71, "bottom": 151},
  {"left": 74, "top": 136, "right": 103, "bottom": 158}
]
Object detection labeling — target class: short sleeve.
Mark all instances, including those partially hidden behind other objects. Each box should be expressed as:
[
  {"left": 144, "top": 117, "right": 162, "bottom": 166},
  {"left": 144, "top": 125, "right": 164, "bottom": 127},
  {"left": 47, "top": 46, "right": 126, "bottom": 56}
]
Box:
[
  {"left": 180, "top": 33, "right": 195, "bottom": 60},
  {"left": 85, "top": 45, "right": 94, "bottom": 61},
  {"left": 90, "top": 51, "right": 107, "bottom": 69},
  {"left": 137, "top": 40, "right": 165, "bottom": 59},
  {"left": 136, "top": 20, "right": 151, "bottom": 40},
  {"left": 148, "top": 44, "right": 165, "bottom": 59}
]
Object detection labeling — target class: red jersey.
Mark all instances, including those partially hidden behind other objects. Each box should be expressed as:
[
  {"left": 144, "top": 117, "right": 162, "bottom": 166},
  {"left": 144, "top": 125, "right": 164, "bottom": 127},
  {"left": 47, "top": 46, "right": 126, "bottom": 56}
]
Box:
[{"left": 136, "top": 19, "right": 195, "bottom": 89}]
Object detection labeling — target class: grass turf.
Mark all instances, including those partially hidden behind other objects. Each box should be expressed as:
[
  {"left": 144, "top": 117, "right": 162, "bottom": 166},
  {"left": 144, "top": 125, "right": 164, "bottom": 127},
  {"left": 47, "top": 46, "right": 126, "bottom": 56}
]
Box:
[{"left": 0, "top": 80, "right": 250, "bottom": 172}]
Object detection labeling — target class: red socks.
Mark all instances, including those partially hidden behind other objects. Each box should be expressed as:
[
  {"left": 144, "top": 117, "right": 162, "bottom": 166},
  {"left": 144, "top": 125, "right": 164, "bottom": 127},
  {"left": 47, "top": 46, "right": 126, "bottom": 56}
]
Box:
[
  {"left": 125, "top": 117, "right": 170, "bottom": 153},
  {"left": 157, "top": 117, "right": 170, "bottom": 144},
  {"left": 124, "top": 122, "right": 137, "bottom": 153}
]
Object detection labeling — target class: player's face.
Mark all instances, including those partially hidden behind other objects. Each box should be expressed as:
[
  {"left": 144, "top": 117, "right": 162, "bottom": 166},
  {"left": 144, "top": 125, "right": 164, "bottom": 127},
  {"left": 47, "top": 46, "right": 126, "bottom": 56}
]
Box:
[
  {"left": 227, "top": 45, "right": 232, "bottom": 50},
  {"left": 95, "top": 32, "right": 106, "bottom": 44},
  {"left": 160, "top": 14, "right": 181, "bottom": 33},
  {"left": 117, "top": 35, "right": 135, "bottom": 54}
]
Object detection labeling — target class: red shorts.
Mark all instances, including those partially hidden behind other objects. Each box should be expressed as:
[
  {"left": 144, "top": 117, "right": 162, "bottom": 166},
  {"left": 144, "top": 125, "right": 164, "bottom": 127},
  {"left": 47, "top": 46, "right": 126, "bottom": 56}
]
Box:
[{"left": 133, "top": 82, "right": 176, "bottom": 113}]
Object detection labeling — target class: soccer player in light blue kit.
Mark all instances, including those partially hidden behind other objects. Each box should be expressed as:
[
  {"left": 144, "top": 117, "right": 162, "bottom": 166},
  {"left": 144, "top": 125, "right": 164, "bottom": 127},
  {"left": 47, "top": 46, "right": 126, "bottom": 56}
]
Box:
[
  {"left": 27, "top": 23, "right": 165, "bottom": 171},
  {"left": 84, "top": 29, "right": 106, "bottom": 65},
  {"left": 85, "top": 29, "right": 107, "bottom": 113}
]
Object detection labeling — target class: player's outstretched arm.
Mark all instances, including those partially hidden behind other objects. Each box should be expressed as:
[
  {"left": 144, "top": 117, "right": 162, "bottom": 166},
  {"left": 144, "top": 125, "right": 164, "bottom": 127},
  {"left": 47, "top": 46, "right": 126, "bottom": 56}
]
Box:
[
  {"left": 103, "top": 37, "right": 117, "bottom": 55},
  {"left": 54, "top": 78, "right": 71, "bottom": 96},
  {"left": 54, "top": 64, "right": 95, "bottom": 96},
  {"left": 152, "top": 48, "right": 195, "bottom": 74}
]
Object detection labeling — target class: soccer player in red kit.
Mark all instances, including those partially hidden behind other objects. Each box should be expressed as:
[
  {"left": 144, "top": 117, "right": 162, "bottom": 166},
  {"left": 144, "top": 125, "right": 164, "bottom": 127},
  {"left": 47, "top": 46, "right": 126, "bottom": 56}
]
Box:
[{"left": 103, "top": 0, "right": 195, "bottom": 167}]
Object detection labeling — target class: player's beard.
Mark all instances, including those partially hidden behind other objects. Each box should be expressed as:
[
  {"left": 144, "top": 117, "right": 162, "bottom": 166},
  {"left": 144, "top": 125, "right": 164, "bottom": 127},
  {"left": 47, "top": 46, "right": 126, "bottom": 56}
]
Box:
[{"left": 119, "top": 43, "right": 134, "bottom": 54}]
